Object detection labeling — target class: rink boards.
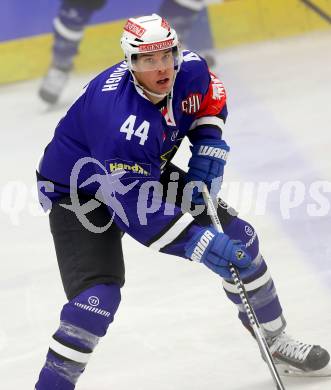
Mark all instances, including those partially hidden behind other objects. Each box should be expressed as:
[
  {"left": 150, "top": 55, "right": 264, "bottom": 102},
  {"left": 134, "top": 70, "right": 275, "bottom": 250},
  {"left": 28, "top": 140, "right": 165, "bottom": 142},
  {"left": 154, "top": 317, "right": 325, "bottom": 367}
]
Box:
[{"left": 0, "top": 0, "right": 330, "bottom": 84}]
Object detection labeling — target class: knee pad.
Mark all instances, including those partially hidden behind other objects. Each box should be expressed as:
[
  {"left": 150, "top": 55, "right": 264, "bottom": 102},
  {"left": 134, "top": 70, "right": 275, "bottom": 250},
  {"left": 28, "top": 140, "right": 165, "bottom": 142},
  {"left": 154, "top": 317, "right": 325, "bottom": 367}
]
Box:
[
  {"left": 223, "top": 216, "right": 259, "bottom": 259},
  {"left": 61, "top": 283, "right": 121, "bottom": 337},
  {"left": 37, "top": 284, "right": 120, "bottom": 388}
]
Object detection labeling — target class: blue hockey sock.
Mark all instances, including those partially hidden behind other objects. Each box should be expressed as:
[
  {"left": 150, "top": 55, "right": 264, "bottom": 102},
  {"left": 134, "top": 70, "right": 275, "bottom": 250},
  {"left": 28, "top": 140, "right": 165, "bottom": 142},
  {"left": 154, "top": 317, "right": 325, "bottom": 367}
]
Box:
[
  {"left": 35, "top": 352, "right": 81, "bottom": 390},
  {"left": 35, "top": 284, "right": 121, "bottom": 390},
  {"left": 222, "top": 217, "right": 285, "bottom": 336}
]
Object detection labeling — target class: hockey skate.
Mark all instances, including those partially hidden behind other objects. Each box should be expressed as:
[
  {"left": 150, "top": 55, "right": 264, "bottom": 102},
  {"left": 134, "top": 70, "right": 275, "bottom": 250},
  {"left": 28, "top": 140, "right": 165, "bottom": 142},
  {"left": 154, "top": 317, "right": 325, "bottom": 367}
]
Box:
[
  {"left": 39, "top": 65, "right": 70, "bottom": 104},
  {"left": 269, "top": 332, "right": 331, "bottom": 377}
]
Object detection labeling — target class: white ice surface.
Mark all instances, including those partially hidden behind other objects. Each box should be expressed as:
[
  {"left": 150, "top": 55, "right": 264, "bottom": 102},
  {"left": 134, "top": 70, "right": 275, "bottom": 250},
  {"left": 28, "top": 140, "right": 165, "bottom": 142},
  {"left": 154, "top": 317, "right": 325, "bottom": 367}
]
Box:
[{"left": 0, "top": 30, "right": 331, "bottom": 389}]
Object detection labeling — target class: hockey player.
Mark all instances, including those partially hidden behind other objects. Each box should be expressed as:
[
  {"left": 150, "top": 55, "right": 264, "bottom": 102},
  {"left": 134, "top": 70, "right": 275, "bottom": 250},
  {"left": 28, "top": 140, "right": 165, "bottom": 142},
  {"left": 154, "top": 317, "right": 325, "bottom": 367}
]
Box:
[
  {"left": 39, "top": 0, "right": 107, "bottom": 104},
  {"left": 38, "top": 0, "right": 215, "bottom": 104},
  {"left": 35, "top": 14, "right": 330, "bottom": 390}
]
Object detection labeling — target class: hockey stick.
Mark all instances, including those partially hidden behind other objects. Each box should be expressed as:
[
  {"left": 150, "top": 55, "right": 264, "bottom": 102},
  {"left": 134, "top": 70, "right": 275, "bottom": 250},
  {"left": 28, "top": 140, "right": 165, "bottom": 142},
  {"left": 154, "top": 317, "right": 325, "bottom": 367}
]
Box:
[
  {"left": 201, "top": 184, "right": 286, "bottom": 390},
  {"left": 300, "top": 0, "right": 331, "bottom": 24}
]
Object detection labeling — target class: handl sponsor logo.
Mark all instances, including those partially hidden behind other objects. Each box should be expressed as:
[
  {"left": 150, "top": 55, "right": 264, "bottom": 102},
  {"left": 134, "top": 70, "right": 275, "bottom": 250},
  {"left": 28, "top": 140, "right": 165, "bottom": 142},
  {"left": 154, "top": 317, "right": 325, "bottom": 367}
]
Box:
[{"left": 106, "top": 159, "right": 151, "bottom": 178}]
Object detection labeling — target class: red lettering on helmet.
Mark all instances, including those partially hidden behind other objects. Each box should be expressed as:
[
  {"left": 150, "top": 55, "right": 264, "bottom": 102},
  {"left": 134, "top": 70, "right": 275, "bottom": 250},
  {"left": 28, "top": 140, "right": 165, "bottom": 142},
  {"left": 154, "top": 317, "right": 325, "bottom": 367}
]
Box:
[
  {"left": 124, "top": 20, "right": 146, "bottom": 38},
  {"left": 161, "top": 18, "right": 171, "bottom": 31},
  {"left": 138, "top": 39, "right": 174, "bottom": 52}
]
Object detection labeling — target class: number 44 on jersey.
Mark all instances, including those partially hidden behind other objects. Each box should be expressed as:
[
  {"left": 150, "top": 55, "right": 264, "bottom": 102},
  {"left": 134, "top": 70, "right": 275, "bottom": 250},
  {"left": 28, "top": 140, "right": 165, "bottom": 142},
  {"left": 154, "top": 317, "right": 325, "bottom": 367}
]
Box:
[{"left": 120, "top": 115, "right": 150, "bottom": 146}]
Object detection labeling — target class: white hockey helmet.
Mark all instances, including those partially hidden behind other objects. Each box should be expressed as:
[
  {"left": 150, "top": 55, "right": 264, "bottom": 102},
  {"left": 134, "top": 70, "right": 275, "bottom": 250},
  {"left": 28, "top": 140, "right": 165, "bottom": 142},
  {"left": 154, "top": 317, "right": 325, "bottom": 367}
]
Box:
[{"left": 120, "top": 14, "right": 182, "bottom": 72}]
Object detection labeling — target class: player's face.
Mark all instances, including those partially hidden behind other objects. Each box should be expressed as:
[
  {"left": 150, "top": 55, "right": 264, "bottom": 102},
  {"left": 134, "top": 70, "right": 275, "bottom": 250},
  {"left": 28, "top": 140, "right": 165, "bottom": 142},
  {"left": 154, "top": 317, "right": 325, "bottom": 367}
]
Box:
[{"left": 133, "top": 49, "right": 176, "bottom": 96}]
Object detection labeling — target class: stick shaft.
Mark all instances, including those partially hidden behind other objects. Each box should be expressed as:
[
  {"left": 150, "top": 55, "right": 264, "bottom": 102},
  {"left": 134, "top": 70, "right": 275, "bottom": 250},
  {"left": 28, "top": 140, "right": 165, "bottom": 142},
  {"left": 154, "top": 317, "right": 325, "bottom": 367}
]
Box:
[{"left": 201, "top": 186, "right": 285, "bottom": 390}]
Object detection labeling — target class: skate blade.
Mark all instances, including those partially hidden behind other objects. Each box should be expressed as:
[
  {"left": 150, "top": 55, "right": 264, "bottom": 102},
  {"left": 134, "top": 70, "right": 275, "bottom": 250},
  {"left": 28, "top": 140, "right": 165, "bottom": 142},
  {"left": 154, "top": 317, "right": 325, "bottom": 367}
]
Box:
[{"left": 277, "top": 363, "right": 331, "bottom": 377}]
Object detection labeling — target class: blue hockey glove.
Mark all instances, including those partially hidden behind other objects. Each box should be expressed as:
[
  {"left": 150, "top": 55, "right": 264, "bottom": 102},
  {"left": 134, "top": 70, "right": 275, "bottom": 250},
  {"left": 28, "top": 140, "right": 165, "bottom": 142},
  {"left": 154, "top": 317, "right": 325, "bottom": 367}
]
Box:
[
  {"left": 185, "top": 227, "right": 252, "bottom": 279},
  {"left": 185, "top": 138, "right": 230, "bottom": 204}
]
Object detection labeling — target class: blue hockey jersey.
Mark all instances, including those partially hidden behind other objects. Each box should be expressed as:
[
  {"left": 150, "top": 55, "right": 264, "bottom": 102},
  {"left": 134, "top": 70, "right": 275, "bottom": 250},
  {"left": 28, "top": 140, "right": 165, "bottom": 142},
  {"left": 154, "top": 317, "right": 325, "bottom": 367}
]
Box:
[{"left": 38, "top": 50, "right": 228, "bottom": 258}]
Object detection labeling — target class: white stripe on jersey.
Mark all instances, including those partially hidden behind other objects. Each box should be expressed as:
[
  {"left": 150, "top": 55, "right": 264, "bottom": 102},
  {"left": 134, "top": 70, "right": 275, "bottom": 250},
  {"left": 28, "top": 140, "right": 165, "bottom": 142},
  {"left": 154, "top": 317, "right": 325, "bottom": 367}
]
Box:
[
  {"left": 150, "top": 213, "right": 194, "bottom": 251},
  {"left": 189, "top": 116, "right": 224, "bottom": 132}
]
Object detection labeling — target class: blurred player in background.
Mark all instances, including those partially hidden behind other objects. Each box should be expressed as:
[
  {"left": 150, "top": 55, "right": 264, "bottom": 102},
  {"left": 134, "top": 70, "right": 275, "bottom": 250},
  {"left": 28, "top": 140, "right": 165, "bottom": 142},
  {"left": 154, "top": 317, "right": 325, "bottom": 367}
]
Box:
[
  {"left": 38, "top": 0, "right": 216, "bottom": 104},
  {"left": 159, "top": 0, "right": 216, "bottom": 66},
  {"left": 39, "top": 0, "right": 107, "bottom": 104}
]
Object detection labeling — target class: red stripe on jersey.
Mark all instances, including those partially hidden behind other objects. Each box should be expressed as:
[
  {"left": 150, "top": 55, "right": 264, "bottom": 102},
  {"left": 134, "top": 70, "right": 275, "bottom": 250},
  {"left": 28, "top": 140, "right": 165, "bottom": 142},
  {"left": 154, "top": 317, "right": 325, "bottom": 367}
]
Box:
[{"left": 196, "top": 71, "right": 226, "bottom": 119}]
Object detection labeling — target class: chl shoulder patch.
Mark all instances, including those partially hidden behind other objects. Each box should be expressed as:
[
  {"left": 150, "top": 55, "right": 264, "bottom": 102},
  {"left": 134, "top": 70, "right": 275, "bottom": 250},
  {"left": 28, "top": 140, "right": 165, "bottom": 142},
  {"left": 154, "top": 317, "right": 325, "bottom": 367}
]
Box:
[{"left": 181, "top": 93, "right": 202, "bottom": 115}]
